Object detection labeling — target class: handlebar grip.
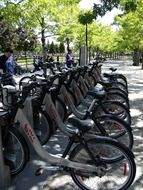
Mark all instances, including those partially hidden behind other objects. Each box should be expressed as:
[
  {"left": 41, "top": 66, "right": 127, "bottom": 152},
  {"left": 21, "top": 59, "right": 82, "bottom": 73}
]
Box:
[{"left": 21, "top": 82, "right": 39, "bottom": 100}]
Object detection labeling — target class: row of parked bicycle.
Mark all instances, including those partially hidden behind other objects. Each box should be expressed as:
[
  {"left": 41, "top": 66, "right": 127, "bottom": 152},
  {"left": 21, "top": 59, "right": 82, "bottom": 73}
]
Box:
[{"left": 1, "top": 60, "right": 136, "bottom": 190}]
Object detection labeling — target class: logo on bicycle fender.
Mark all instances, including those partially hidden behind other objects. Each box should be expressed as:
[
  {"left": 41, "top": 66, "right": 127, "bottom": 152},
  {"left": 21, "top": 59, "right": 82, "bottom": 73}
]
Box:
[{"left": 24, "top": 123, "right": 36, "bottom": 143}]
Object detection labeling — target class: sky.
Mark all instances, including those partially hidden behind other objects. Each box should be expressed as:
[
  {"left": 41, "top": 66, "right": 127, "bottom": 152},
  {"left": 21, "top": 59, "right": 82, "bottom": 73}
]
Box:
[{"left": 80, "top": 0, "right": 122, "bottom": 26}]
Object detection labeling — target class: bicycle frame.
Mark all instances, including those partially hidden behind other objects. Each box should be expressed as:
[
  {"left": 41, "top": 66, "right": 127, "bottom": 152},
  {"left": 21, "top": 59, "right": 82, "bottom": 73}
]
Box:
[
  {"left": 70, "top": 79, "right": 92, "bottom": 107},
  {"left": 58, "top": 85, "right": 97, "bottom": 120},
  {"left": 14, "top": 97, "right": 99, "bottom": 173},
  {"left": 59, "top": 85, "right": 87, "bottom": 119}
]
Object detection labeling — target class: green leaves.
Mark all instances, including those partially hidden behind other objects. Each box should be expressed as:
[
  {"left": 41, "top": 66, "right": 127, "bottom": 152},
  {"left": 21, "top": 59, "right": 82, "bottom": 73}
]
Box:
[
  {"left": 115, "top": 1, "right": 143, "bottom": 52},
  {"left": 78, "top": 11, "right": 94, "bottom": 25},
  {"left": 93, "top": 0, "right": 137, "bottom": 18}
]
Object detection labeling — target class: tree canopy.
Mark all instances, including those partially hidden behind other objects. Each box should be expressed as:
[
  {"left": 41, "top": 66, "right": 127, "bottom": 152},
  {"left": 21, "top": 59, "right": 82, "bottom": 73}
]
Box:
[{"left": 0, "top": 0, "right": 142, "bottom": 65}]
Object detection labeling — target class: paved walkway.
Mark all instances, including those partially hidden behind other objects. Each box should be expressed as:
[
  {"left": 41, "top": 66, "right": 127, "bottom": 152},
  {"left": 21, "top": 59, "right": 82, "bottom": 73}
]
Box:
[
  {"left": 9, "top": 57, "right": 143, "bottom": 190},
  {"left": 103, "top": 57, "right": 143, "bottom": 190}
]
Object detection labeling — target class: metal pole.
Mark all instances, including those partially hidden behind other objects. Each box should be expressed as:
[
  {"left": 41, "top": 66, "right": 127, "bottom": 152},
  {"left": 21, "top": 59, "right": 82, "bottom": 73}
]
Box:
[
  {"left": 86, "top": 23, "right": 88, "bottom": 48},
  {"left": 85, "top": 23, "right": 88, "bottom": 65},
  {"left": 0, "top": 127, "right": 11, "bottom": 189}
]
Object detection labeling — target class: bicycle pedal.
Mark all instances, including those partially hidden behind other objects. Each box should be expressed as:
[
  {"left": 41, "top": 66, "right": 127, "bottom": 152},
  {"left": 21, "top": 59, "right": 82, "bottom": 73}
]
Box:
[{"left": 35, "top": 167, "right": 44, "bottom": 176}]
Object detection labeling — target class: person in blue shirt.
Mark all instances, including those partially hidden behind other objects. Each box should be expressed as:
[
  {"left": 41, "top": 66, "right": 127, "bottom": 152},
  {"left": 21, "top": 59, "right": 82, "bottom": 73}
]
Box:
[
  {"left": 66, "top": 49, "right": 72, "bottom": 68},
  {"left": 1, "top": 48, "right": 16, "bottom": 86}
]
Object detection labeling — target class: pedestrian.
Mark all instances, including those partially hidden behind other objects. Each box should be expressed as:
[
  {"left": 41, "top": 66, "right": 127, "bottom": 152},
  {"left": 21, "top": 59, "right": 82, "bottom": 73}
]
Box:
[
  {"left": 66, "top": 49, "right": 72, "bottom": 68},
  {"left": 0, "top": 49, "right": 9, "bottom": 74},
  {"left": 0, "top": 48, "right": 16, "bottom": 86}
]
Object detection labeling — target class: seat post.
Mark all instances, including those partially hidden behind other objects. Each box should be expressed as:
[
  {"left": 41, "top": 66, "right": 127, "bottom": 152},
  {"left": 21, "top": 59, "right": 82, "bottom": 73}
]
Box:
[{"left": 0, "top": 127, "right": 11, "bottom": 189}]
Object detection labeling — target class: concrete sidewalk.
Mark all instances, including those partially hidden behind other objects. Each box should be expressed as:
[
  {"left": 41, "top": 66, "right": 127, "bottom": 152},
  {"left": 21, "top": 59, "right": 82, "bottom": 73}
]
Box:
[
  {"left": 10, "top": 57, "right": 143, "bottom": 190},
  {"left": 103, "top": 58, "right": 143, "bottom": 190}
]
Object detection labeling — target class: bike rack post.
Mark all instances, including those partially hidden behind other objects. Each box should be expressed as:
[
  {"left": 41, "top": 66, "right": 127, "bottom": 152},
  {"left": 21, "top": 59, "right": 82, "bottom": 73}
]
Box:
[{"left": 0, "top": 127, "right": 11, "bottom": 189}]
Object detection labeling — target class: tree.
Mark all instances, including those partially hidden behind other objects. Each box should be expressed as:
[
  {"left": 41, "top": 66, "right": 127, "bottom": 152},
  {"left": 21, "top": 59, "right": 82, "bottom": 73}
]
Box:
[
  {"left": 59, "top": 42, "right": 65, "bottom": 54},
  {"left": 0, "top": 16, "right": 16, "bottom": 50},
  {"left": 0, "top": 0, "right": 38, "bottom": 53},
  {"left": 91, "top": 0, "right": 143, "bottom": 65},
  {"left": 54, "top": 44, "right": 59, "bottom": 54},
  {"left": 78, "top": 10, "right": 94, "bottom": 47},
  {"left": 114, "top": 1, "right": 143, "bottom": 66},
  {"left": 49, "top": 41, "right": 55, "bottom": 54},
  {"left": 15, "top": 27, "right": 37, "bottom": 52},
  {"left": 22, "top": 0, "right": 80, "bottom": 59},
  {"left": 93, "top": 0, "right": 137, "bottom": 18}
]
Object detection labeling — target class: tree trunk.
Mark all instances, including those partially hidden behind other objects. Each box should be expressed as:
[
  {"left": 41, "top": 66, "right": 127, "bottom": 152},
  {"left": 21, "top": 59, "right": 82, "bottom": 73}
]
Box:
[
  {"left": 41, "top": 17, "right": 46, "bottom": 61},
  {"left": 41, "top": 17, "right": 47, "bottom": 76},
  {"left": 133, "top": 49, "right": 140, "bottom": 66},
  {"left": 25, "top": 51, "right": 28, "bottom": 70}
]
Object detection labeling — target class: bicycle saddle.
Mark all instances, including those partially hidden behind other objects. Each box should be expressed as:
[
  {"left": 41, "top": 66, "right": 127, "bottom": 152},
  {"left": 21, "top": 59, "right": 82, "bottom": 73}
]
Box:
[
  {"left": 67, "top": 116, "right": 94, "bottom": 133},
  {"left": 109, "top": 67, "right": 117, "bottom": 72}
]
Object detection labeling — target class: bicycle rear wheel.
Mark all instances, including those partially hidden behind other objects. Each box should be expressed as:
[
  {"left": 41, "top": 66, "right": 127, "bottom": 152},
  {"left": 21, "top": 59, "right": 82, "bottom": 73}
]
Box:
[
  {"left": 33, "top": 109, "right": 52, "bottom": 145},
  {"left": 70, "top": 138, "right": 136, "bottom": 190},
  {"left": 3, "top": 126, "right": 29, "bottom": 175}
]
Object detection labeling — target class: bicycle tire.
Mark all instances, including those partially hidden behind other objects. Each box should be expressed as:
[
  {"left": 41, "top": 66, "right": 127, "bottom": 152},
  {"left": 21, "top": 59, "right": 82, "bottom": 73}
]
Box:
[
  {"left": 106, "top": 92, "right": 130, "bottom": 108},
  {"left": 115, "top": 78, "right": 128, "bottom": 88},
  {"left": 106, "top": 87, "right": 128, "bottom": 97},
  {"left": 33, "top": 109, "right": 52, "bottom": 145},
  {"left": 92, "top": 114, "right": 133, "bottom": 149},
  {"left": 70, "top": 138, "right": 136, "bottom": 190},
  {"left": 111, "top": 74, "right": 128, "bottom": 87},
  {"left": 3, "top": 126, "right": 29, "bottom": 176},
  {"left": 94, "top": 100, "right": 131, "bottom": 126},
  {"left": 104, "top": 73, "right": 128, "bottom": 87},
  {"left": 111, "top": 81, "right": 128, "bottom": 94}
]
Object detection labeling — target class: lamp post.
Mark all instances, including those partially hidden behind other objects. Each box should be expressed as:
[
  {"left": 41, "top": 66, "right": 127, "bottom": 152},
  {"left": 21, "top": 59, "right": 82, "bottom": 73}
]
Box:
[
  {"left": 78, "top": 11, "right": 93, "bottom": 65},
  {"left": 85, "top": 23, "right": 88, "bottom": 64},
  {"left": 85, "top": 23, "right": 88, "bottom": 48}
]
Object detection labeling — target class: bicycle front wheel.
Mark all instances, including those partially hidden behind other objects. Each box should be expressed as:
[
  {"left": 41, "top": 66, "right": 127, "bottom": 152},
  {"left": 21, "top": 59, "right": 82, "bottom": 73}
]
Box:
[
  {"left": 94, "top": 100, "right": 131, "bottom": 126},
  {"left": 94, "top": 115, "right": 133, "bottom": 150},
  {"left": 106, "top": 92, "right": 129, "bottom": 108},
  {"left": 70, "top": 138, "right": 136, "bottom": 190}
]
